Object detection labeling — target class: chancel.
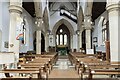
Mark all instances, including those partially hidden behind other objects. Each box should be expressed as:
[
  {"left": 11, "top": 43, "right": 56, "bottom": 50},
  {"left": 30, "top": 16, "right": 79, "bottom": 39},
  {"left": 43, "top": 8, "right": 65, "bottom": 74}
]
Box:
[{"left": 0, "top": 0, "right": 120, "bottom": 79}]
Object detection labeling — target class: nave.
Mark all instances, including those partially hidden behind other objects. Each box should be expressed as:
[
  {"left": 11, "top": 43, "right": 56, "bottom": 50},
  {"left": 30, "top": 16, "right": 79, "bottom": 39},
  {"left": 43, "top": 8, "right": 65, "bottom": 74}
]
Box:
[
  {"left": 0, "top": 0, "right": 120, "bottom": 80},
  {"left": 0, "top": 52, "right": 120, "bottom": 80}
]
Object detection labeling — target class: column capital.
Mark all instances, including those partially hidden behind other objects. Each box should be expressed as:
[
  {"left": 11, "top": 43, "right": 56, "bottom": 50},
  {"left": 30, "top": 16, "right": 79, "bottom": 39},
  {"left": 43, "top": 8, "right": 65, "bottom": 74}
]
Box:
[
  {"left": 84, "top": 15, "right": 92, "bottom": 22},
  {"left": 9, "top": 5, "right": 23, "bottom": 14},
  {"left": 35, "top": 17, "right": 43, "bottom": 30},
  {"left": 36, "top": 17, "right": 43, "bottom": 19},
  {"left": 36, "top": 27, "right": 41, "bottom": 31},
  {"left": 85, "top": 27, "right": 92, "bottom": 30},
  {"left": 45, "top": 33, "right": 49, "bottom": 36},
  {"left": 106, "top": 3, "right": 120, "bottom": 12},
  {"left": 84, "top": 15, "right": 92, "bottom": 18}
]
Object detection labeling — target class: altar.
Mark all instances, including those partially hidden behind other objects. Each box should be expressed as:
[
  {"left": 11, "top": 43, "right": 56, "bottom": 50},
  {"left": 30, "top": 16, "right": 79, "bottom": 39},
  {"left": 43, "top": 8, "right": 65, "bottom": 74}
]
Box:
[{"left": 57, "top": 45, "right": 68, "bottom": 56}]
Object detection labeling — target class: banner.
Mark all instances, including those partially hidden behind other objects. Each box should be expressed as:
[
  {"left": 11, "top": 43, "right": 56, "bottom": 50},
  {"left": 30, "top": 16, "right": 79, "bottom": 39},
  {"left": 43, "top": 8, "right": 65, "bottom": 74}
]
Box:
[
  {"left": 16, "top": 17, "right": 24, "bottom": 40},
  {"left": 16, "top": 33, "right": 24, "bottom": 40}
]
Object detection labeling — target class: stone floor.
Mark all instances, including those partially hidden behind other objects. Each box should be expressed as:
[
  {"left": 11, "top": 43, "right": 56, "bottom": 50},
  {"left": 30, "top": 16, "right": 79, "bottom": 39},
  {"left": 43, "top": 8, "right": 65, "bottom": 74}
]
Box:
[{"left": 48, "top": 57, "right": 80, "bottom": 79}]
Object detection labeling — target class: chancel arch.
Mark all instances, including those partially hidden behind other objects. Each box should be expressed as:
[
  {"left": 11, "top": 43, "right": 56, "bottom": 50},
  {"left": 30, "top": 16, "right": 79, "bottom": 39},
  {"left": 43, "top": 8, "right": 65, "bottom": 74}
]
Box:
[
  {"left": 56, "top": 24, "right": 70, "bottom": 47},
  {"left": 52, "top": 19, "right": 74, "bottom": 50}
]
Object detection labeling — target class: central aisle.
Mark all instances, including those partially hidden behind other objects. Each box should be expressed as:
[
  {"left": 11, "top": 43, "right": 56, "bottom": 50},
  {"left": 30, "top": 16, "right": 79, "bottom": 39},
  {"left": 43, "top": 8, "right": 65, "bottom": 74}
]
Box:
[{"left": 48, "top": 56, "right": 80, "bottom": 79}]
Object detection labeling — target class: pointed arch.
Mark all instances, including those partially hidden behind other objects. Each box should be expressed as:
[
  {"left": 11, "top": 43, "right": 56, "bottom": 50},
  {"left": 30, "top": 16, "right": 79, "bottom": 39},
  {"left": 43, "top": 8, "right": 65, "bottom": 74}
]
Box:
[
  {"left": 43, "top": 7, "right": 49, "bottom": 33},
  {"left": 78, "top": 6, "right": 84, "bottom": 30},
  {"left": 52, "top": 19, "right": 74, "bottom": 36}
]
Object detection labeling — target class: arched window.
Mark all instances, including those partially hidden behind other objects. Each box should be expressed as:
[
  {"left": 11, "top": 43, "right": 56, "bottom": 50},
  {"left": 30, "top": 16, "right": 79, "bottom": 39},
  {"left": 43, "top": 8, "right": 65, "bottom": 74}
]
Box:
[
  {"left": 102, "top": 18, "right": 108, "bottom": 43},
  {"left": 60, "top": 29, "right": 63, "bottom": 33},
  {"left": 56, "top": 24, "right": 70, "bottom": 47},
  {"left": 64, "top": 34, "right": 67, "bottom": 45},
  {"left": 22, "top": 17, "right": 26, "bottom": 44},
  {"left": 56, "top": 35, "right": 59, "bottom": 45},
  {"left": 60, "top": 34, "right": 63, "bottom": 45}
]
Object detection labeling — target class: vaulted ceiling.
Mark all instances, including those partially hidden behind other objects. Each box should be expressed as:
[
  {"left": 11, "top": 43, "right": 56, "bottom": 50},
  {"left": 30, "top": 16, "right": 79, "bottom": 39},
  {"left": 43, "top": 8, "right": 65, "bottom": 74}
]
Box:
[
  {"left": 22, "top": 2, "right": 35, "bottom": 17},
  {"left": 22, "top": 1, "right": 106, "bottom": 22},
  {"left": 92, "top": 2, "right": 106, "bottom": 21}
]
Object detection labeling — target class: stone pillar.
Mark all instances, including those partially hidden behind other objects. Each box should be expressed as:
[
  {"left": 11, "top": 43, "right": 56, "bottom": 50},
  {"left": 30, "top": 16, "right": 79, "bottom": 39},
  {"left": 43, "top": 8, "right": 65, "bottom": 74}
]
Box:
[
  {"left": 106, "top": 2, "right": 120, "bottom": 64},
  {"left": 45, "top": 33, "right": 49, "bottom": 52},
  {"left": 77, "top": 34, "right": 80, "bottom": 52},
  {"left": 53, "top": 34, "right": 55, "bottom": 46},
  {"left": 35, "top": 18, "right": 42, "bottom": 54},
  {"left": 86, "top": 29, "right": 91, "bottom": 49},
  {"left": 79, "top": 32, "right": 82, "bottom": 49},
  {"left": 71, "top": 35, "right": 73, "bottom": 52},
  {"left": 84, "top": 16, "right": 92, "bottom": 49},
  {"left": 76, "top": 30, "right": 80, "bottom": 52},
  {"left": 9, "top": 1, "right": 22, "bottom": 67}
]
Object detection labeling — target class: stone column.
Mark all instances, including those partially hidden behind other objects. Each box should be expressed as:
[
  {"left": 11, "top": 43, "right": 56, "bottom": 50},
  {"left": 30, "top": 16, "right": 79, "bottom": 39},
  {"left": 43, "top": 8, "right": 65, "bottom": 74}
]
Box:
[
  {"left": 45, "top": 33, "right": 49, "bottom": 52},
  {"left": 35, "top": 18, "right": 42, "bottom": 54},
  {"left": 86, "top": 29, "right": 91, "bottom": 49},
  {"left": 106, "top": 2, "right": 120, "bottom": 65},
  {"left": 53, "top": 34, "right": 55, "bottom": 47},
  {"left": 77, "top": 33, "right": 80, "bottom": 52},
  {"left": 9, "top": 1, "right": 22, "bottom": 67},
  {"left": 71, "top": 35, "right": 73, "bottom": 52},
  {"left": 79, "top": 32, "right": 82, "bottom": 49},
  {"left": 76, "top": 30, "right": 80, "bottom": 52},
  {"left": 84, "top": 16, "right": 92, "bottom": 49}
]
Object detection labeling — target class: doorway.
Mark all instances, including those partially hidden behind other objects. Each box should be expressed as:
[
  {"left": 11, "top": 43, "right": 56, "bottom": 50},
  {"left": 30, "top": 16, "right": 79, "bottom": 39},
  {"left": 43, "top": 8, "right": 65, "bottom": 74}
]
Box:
[
  {"left": 41, "top": 33, "right": 45, "bottom": 52},
  {"left": 82, "top": 30, "right": 86, "bottom": 52},
  {"left": 33, "top": 32, "right": 45, "bottom": 52}
]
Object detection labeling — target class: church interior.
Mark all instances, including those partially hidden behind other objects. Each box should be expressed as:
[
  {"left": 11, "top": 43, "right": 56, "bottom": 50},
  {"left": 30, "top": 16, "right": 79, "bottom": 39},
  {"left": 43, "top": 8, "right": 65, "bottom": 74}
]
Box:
[{"left": 0, "top": 0, "right": 120, "bottom": 79}]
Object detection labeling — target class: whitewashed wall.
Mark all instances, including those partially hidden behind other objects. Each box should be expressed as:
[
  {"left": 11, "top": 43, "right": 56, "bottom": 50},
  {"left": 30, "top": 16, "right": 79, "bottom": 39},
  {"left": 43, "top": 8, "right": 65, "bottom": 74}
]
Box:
[
  {"left": 0, "top": 2, "right": 2, "bottom": 30},
  {"left": 92, "top": 11, "right": 108, "bottom": 52},
  {"left": 20, "top": 9, "right": 35, "bottom": 53},
  {"left": 0, "top": 1, "right": 35, "bottom": 53},
  {"left": 0, "top": 2, "right": 2, "bottom": 51},
  {"left": 73, "top": 34, "right": 78, "bottom": 49},
  {"left": 1, "top": 2, "right": 10, "bottom": 52}
]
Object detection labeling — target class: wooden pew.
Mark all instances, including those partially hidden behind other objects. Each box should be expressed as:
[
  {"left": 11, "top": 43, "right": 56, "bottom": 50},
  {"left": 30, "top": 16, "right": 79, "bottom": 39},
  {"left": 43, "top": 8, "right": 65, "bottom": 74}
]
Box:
[
  {"left": 1, "top": 52, "right": 58, "bottom": 79},
  {"left": 20, "top": 52, "right": 58, "bottom": 65},
  {"left": 84, "top": 69, "right": 120, "bottom": 80},
  {"left": 0, "top": 69, "right": 41, "bottom": 79},
  {"left": 20, "top": 60, "right": 50, "bottom": 76},
  {"left": 76, "top": 58, "right": 120, "bottom": 79},
  {"left": 20, "top": 56, "right": 55, "bottom": 75},
  {"left": 19, "top": 52, "right": 58, "bottom": 73},
  {"left": 74, "top": 56, "right": 102, "bottom": 71},
  {"left": 68, "top": 52, "right": 101, "bottom": 66},
  {"left": 76, "top": 57, "right": 109, "bottom": 73},
  {"left": 19, "top": 53, "right": 56, "bottom": 64},
  {"left": 69, "top": 52, "right": 120, "bottom": 80}
]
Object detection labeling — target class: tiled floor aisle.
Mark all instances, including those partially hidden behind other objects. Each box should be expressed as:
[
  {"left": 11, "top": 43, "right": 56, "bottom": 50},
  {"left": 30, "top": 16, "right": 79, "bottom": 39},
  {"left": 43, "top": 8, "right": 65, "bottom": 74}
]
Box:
[{"left": 48, "top": 58, "right": 80, "bottom": 78}]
